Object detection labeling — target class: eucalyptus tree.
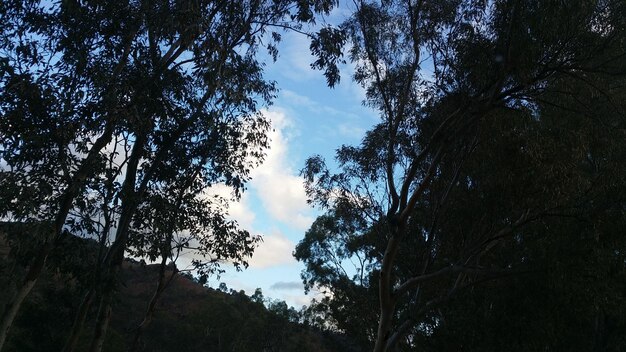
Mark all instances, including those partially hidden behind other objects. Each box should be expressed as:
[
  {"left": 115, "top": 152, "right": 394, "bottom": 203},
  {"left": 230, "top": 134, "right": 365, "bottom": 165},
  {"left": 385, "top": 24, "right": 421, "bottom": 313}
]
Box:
[
  {"left": 124, "top": 139, "right": 262, "bottom": 350},
  {"left": 0, "top": 0, "right": 338, "bottom": 350},
  {"left": 300, "top": 1, "right": 626, "bottom": 351}
]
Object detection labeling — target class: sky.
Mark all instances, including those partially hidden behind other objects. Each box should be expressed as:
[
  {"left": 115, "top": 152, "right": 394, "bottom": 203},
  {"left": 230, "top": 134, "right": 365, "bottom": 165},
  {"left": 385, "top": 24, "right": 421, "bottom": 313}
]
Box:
[{"left": 177, "top": 7, "right": 379, "bottom": 308}]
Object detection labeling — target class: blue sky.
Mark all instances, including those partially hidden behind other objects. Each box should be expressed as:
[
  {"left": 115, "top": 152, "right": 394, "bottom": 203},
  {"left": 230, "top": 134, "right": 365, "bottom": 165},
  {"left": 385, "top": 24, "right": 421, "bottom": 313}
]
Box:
[{"left": 178, "top": 9, "right": 380, "bottom": 308}]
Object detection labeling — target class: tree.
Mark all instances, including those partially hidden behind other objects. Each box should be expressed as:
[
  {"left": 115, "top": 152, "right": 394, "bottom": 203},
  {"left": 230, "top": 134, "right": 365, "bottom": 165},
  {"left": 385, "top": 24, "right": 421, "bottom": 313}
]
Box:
[
  {"left": 301, "top": 1, "right": 626, "bottom": 351},
  {"left": 422, "top": 214, "right": 626, "bottom": 351},
  {"left": 417, "top": 61, "right": 626, "bottom": 351},
  {"left": 0, "top": 0, "right": 338, "bottom": 350},
  {"left": 295, "top": 209, "right": 380, "bottom": 349},
  {"left": 125, "top": 149, "right": 261, "bottom": 350}
]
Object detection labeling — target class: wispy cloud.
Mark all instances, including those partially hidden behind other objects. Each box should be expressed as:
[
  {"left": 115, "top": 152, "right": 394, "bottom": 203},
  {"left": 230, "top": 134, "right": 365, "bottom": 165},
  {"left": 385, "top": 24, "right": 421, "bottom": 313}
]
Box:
[
  {"left": 270, "top": 281, "right": 303, "bottom": 291},
  {"left": 281, "top": 89, "right": 346, "bottom": 117},
  {"left": 281, "top": 89, "right": 372, "bottom": 141},
  {"left": 276, "top": 33, "right": 322, "bottom": 83}
]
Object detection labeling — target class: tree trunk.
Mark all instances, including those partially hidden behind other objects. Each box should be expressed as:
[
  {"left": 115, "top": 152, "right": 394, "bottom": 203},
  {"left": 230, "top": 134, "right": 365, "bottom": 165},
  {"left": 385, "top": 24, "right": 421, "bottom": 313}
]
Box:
[
  {"left": 89, "top": 240, "right": 131, "bottom": 352},
  {"left": 62, "top": 288, "right": 96, "bottom": 352},
  {"left": 89, "top": 294, "right": 113, "bottom": 352},
  {"left": 87, "top": 132, "right": 146, "bottom": 352},
  {"left": 0, "top": 277, "right": 37, "bottom": 349},
  {"left": 373, "top": 299, "right": 396, "bottom": 352},
  {"left": 373, "top": 222, "right": 405, "bottom": 352},
  {"left": 129, "top": 254, "right": 175, "bottom": 351},
  {"left": 63, "top": 187, "right": 114, "bottom": 352}
]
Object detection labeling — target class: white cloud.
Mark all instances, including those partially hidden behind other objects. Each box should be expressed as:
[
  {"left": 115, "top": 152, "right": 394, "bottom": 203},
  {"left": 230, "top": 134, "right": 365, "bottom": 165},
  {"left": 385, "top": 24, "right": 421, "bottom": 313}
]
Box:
[
  {"left": 250, "top": 109, "right": 314, "bottom": 230},
  {"left": 248, "top": 231, "right": 296, "bottom": 269},
  {"left": 227, "top": 192, "right": 256, "bottom": 231},
  {"left": 176, "top": 108, "right": 313, "bottom": 279}
]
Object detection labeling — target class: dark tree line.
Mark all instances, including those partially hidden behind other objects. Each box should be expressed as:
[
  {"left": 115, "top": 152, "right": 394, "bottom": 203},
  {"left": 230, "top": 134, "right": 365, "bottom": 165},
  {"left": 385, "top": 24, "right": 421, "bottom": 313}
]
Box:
[
  {"left": 298, "top": 0, "right": 626, "bottom": 351},
  {"left": 0, "top": 236, "right": 349, "bottom": 352}
]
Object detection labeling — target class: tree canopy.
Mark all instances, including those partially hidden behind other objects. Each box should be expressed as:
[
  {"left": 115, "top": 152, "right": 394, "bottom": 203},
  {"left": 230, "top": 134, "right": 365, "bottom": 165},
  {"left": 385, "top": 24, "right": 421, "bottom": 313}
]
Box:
[
  {"left": 299, "top": 0, "right": 626, "bottom": 351},
  {"left": 0, "top": 0, "right": 338, "bottom": 350}
]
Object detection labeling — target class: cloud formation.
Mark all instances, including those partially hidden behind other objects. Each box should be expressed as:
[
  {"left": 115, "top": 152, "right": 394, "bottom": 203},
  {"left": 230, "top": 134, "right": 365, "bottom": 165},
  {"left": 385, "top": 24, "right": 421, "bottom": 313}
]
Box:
[
  {"left": 196, "top": 109, "right": 312, "bottom": 271},
  {"left": 250, "top": 109, "right": 314, "bottom": 230},
  {"left": 276, "top": 33, "right": 321, "bottom": 83},
  {"left": 280, "top": 90, "right": 369, "bottom": 142},
  {"left": 248, "top": 231, "right": 296, "bottom": 269}
]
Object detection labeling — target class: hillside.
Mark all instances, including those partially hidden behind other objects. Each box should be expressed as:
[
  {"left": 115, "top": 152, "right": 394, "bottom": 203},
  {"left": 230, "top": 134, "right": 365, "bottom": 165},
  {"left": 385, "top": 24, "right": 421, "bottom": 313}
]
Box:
[{"left": 0, "top": 226, "right": 352, "bottom": 351}]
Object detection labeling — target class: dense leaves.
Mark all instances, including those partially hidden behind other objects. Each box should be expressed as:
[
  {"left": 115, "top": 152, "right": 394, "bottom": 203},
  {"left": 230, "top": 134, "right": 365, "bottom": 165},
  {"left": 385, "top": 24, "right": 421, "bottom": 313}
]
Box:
[
  {"left": 301, "top": 1, "right": 626, "bottom": 351},
  {"left": 0, "top": 0, "right": 339, "bottom": 350}
]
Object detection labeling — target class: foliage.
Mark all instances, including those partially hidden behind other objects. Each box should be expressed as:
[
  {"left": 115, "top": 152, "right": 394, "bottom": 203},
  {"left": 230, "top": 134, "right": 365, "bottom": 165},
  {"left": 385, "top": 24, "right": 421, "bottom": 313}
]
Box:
[
  {"left": 301, "top": 0, "right": 626, "bottom": 350},
  {"left": 0, "top": 0, "right": 340, "bottom": 350}
]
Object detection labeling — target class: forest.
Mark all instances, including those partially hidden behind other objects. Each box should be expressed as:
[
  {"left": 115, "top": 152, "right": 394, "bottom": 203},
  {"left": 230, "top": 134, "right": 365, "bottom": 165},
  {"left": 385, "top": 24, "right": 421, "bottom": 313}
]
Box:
[{"left": 1, "top": 0, "right": 625, "bottom": 351}]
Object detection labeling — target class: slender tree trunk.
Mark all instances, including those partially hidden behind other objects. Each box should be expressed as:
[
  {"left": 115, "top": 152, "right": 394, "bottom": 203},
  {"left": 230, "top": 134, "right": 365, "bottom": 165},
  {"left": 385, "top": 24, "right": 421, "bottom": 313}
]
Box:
[
  {"left": 87, "top": 131, "right": 146, "bottom": 352},
  {"left": 89, "top": 293, "right": 113, "bottom": 352},
  {"left": 129, "top": 254, "right": 175, "bottom": 351},
  {"left": 373, "top": 302, "right": 395, "bottom": 352},
  {"left": 0, "top": 272, "right": 38, "bottom": 348},
  {"left": 62, "top": 234, "right": 111, "bottom": 352},
  {"left": 62, "top": 288, "right": 96, "bottom": 352},
  {"left": 89, "top": 240, "right": 131, "bottom": 352},
  {"left": 373, "top": 222, "right": 405, "bottom": 352},
  {"left": 63, "top": 168, "right": 117, "bottom": 352}
]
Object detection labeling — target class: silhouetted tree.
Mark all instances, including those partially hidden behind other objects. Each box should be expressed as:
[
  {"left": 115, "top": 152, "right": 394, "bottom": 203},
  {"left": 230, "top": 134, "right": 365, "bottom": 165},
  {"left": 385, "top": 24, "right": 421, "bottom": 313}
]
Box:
[
  {"left": 301, "top": 1, "right": 626, "bottom": 350},
  {"left": 0, "top": 0, "right": 338, "bottom": 350}
]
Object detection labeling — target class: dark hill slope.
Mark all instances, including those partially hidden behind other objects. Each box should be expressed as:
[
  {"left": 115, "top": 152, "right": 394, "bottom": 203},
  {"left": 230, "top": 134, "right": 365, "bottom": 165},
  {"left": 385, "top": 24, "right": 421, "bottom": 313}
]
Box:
[{"left": 0, "top": 226, "right": 351, "bottom": 351}]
